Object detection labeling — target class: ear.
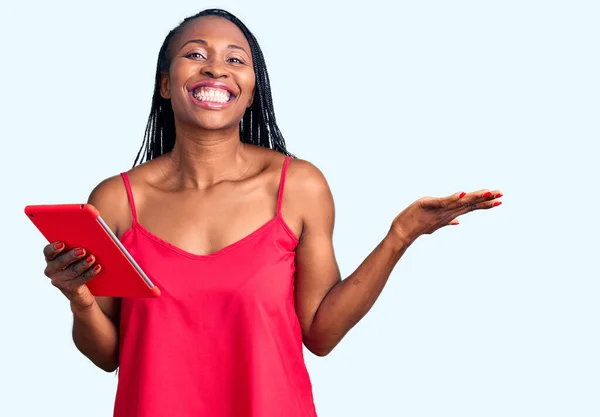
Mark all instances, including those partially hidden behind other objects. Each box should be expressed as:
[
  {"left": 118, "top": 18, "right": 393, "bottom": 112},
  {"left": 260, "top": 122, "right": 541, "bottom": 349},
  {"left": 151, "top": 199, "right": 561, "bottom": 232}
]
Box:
[{"left": 160, "top": 72, "right": 171, "bottom": 99}]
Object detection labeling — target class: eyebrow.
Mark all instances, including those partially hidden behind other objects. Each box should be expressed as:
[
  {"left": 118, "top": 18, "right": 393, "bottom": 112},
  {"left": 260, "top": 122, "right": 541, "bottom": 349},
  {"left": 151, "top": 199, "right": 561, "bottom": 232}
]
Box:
[{"left": 179, "top": 39, "right": 249, "bottom": 55}]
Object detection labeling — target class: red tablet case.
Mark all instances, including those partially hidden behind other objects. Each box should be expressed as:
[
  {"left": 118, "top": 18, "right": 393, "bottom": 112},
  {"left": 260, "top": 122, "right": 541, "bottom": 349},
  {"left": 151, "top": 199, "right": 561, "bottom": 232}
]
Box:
[{"left": 25, "top": 204, "right": 160, "bottom": 298}]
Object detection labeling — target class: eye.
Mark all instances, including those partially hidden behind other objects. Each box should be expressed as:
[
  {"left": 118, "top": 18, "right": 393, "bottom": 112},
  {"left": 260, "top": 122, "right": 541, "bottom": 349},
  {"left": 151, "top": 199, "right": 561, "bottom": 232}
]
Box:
[
  {"left": 186, "top": 52, "right": 206, "bottom": 60},
  {"left": 227, "top": 57, "right": 246, "bottom": 65}
]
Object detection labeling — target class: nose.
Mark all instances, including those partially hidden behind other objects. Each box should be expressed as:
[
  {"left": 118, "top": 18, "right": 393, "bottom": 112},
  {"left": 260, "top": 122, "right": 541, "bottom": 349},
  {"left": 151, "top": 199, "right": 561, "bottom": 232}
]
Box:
[{"left": 201, "top": 59, "right": 228, "bottom": 79}]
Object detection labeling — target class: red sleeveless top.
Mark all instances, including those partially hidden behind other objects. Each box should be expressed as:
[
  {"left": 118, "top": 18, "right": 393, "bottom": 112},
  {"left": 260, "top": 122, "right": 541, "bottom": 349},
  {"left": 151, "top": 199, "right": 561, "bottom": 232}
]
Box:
[{"left": 113, "top": 157, "right": 318, "bottom": 417}]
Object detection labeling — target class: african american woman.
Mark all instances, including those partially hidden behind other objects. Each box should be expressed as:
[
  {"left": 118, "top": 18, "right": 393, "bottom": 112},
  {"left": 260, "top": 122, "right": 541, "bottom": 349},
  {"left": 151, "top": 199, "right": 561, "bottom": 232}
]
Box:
[{"left": 42, "top": 9, "right": 503, "bottom": 417}]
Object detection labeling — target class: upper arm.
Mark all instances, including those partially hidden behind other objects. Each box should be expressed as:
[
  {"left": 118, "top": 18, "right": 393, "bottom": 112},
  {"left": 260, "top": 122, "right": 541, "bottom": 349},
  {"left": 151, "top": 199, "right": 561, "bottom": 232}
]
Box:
[
  {"left": 86, "top": 175, "right": 131, "bottom": 323},
  {"left": 286, "top": 160, "right": 341, "bottom": 339}
]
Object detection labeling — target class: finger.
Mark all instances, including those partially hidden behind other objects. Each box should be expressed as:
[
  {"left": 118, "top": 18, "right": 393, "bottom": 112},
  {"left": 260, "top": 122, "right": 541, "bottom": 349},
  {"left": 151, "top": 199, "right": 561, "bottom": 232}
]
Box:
[
  {"left": 482, "top": 190, "right": 503, "bottom": 200},
  {"left": 43, "top": 242, "right": 66, "bottom": 262},
  {"left": 62, "top": 264, "right": 102, "bottom": 291},
  {"left": 450, "top": 189, "right": 503, "bottom": 210},
  {"left": 421, "top": 191, "right": 471, "bottom": 211},
  {"left": 456, "top": 197, "right": 503, "bottom": 216},
  {"left": 51, "top": 256, "right": 98, "bottom": 287},
  {"left": 63, "top": 255, "right": 96, "bottom": 280},
  {"left": 449, "top": 191, "right": 468, "bottom": 207},
  {"left": 435, "top": 218, "right": 460, "bottom": 232},
  {"left": 45, "top": 248, "right": 87, "bottom": 277}
]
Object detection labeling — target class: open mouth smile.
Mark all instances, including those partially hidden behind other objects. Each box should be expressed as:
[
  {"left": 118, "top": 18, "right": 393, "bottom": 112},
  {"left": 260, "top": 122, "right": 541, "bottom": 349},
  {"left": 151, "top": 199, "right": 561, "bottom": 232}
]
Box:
[{"left": 188, "top": 81, "right": 237, "bottom": 109}]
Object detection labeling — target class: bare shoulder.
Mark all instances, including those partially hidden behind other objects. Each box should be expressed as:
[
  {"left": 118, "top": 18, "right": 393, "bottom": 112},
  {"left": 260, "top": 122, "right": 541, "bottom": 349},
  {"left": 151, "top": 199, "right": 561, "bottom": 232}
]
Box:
[
  {"left": 87, "top": 158, "right": 166, "bottom": 236},
  {"left": 121, "top": 156, "right": 166, "bottom": 186},
  {"left": 254, "top": 145, "right": 329, "bottom": 191},
  {"left": 286, "top": 158, "right": 332, "bottom": 203},
  {"left": 284, "top": 157, "right": 335, "bottom": 236},
  {"left": 87, "top": 173, "right": 131, "bottom": 237}
]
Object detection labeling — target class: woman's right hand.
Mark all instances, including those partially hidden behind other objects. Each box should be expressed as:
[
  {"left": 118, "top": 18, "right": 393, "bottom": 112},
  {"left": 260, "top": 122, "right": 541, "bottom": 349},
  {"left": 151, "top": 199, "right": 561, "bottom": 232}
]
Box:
[{"left": 43, "top": 242, "right": 102, "bottom": 311}]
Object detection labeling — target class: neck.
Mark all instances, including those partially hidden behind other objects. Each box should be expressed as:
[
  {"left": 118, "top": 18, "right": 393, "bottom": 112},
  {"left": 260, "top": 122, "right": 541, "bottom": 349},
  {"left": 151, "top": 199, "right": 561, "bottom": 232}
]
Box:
[{"left": 167, "top": 126, "right": 250, "bottom": 189}]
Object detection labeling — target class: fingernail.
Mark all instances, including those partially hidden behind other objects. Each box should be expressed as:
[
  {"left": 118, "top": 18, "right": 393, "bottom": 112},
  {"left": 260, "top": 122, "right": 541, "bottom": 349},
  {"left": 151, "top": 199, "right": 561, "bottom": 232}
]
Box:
[
  {"left": 493, "top": 201, "right": 502, "bottom": 207},
  {"left": 54, "top": 242, "right": 64, "bottom": 250},
  {"left": 93, "top": 264, "right": 101, "bottom": 271},
  {"left": 85, "top": 255, "right": 94, "bottom": 263},
  {"left": 459, "top": 192, "right": 466, "bottom": 199},
  {"left": 75, "top": 248, "right": 85, "bottom": 257},
  {"left": 483, "top": 192, "right": 493, "bottom": 198},
  {"left": 495, "top": 193, "right": 503, "bottom": 198}
]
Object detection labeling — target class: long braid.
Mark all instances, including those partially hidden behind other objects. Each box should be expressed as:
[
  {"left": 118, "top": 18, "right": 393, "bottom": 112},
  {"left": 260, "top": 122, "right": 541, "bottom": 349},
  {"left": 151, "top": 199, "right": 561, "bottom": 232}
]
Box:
[{"left": 133, "top": 9, "right": 292, "bottom": 167}]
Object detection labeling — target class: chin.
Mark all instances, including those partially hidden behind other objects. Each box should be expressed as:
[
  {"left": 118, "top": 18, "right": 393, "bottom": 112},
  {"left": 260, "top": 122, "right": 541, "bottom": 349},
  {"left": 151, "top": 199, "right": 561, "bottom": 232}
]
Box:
[{"left": 194, "top": 114, "right": 241, "bottom": 131}]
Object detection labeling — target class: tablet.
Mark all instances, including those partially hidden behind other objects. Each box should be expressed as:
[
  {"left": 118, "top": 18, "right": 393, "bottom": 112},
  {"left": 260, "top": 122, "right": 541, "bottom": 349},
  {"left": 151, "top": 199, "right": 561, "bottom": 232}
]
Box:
[{"left": 25, "top": 204, "right": 161, "bottom": 298}]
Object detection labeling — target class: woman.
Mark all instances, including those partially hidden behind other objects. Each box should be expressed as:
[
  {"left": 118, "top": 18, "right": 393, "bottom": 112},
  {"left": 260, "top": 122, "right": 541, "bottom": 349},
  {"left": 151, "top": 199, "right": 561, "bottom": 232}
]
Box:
[{"left": 42, "top": 9, "right": 502, "bottom": 417}]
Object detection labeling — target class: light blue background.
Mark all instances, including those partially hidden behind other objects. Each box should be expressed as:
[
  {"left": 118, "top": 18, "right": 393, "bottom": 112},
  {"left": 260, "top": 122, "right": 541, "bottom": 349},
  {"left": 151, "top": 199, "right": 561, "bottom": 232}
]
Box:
[{"left": 1, "top": 0, "right": 598, "bottom": 416}]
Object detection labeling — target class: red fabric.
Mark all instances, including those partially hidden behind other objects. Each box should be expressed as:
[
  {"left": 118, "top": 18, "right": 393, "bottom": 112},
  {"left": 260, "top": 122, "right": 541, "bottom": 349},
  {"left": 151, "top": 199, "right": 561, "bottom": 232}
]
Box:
[{"left": 113, "top": 156, "right": 317, "bottom": 416}]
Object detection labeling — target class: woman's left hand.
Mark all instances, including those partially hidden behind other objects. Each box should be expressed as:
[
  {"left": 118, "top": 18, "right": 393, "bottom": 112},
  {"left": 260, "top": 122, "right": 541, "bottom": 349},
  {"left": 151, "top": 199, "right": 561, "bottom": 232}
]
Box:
[{"left": 389, "top": 189, "right": 503, "bottom": 245}]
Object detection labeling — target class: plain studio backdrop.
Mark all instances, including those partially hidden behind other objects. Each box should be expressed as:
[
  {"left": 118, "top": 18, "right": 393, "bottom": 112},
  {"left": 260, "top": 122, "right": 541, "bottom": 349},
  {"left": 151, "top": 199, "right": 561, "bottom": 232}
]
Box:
[{"left": 0, "top": 0, "right": 598, "bottom": 416}]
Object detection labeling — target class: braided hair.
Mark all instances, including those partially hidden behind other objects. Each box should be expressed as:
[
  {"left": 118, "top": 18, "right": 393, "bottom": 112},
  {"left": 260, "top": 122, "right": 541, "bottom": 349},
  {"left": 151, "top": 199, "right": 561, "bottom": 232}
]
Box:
[{"left": 133, "top": 8, "right": 292, "bottom": 166}]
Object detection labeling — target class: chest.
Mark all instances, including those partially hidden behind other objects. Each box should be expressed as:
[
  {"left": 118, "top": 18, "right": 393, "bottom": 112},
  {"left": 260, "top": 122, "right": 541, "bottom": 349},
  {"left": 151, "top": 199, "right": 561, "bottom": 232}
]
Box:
[
  {"left": 121, "top": 222, "right": 298, "bottom": 315},
  {"left": 136, "top": 182, "right": 279, "bottom": 257}
]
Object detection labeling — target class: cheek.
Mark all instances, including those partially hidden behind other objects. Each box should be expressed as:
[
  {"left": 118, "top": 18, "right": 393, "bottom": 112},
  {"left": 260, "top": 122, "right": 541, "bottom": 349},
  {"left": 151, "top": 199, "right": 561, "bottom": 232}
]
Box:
[
  {"left": 167, "top": 65, "right": 194, "bottom": 112},
  {"left": 239, "top": 69, "right": 256, "bottom": 103},
  {"left": 169, "top": 62, "right": 192, "bottom": 90}
]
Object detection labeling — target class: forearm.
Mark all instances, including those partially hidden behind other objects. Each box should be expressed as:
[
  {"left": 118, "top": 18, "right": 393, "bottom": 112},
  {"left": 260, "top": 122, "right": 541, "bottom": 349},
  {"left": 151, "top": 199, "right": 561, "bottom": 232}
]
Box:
[
  {"left": 305, "top": 230, "right": 411, "bottom": 356},
  {"left": 71, "top": 302, "right": 120, "bottom": 372}
]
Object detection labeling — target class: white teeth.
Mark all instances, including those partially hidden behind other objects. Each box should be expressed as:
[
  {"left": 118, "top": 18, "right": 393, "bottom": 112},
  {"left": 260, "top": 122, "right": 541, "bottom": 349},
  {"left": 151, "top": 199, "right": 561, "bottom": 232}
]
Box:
[{"left": 192, "top": 86, "right": 232, "bottom": 103}]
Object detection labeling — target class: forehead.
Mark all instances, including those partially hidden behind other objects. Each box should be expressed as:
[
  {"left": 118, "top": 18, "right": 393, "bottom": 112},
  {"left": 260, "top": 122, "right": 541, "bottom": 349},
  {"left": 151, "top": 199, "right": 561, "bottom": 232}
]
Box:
[{"left": 172, "top": 16, "right": 251, "bottom": 52}]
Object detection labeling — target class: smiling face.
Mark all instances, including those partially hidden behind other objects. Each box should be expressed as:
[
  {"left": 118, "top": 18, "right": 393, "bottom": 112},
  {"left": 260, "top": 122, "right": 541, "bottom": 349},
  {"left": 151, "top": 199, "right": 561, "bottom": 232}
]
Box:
[{"left": 160, "top": 16, "right": 255, "bottom": 132}]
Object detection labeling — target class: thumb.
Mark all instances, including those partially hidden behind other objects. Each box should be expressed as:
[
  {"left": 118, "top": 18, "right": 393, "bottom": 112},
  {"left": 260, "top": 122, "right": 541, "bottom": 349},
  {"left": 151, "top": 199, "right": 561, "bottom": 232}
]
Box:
[{"left": 435, "top": 218, "right": 460, "bottom": 232}]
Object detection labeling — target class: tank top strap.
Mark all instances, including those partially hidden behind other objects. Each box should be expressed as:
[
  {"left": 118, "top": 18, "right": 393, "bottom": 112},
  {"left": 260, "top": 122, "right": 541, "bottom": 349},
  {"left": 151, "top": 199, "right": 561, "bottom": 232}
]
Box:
[
  {"left": 276, "top": 156, "right": 292, "bottom": 217},
  {"left": 120, "top": 172, "right": 138, "bottom": 226}
]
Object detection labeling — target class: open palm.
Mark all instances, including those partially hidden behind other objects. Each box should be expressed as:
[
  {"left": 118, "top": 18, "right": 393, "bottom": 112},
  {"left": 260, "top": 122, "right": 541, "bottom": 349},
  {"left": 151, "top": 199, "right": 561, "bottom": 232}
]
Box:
[{"left": 391, "top": 189, "right": 503, "bottom": 243}]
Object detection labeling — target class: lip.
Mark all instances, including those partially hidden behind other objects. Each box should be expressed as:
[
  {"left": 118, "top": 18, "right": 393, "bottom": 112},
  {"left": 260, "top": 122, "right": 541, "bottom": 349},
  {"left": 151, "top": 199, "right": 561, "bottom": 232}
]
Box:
[{"left": 187, "top": 80, "right": 237, "bottom": 110}]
